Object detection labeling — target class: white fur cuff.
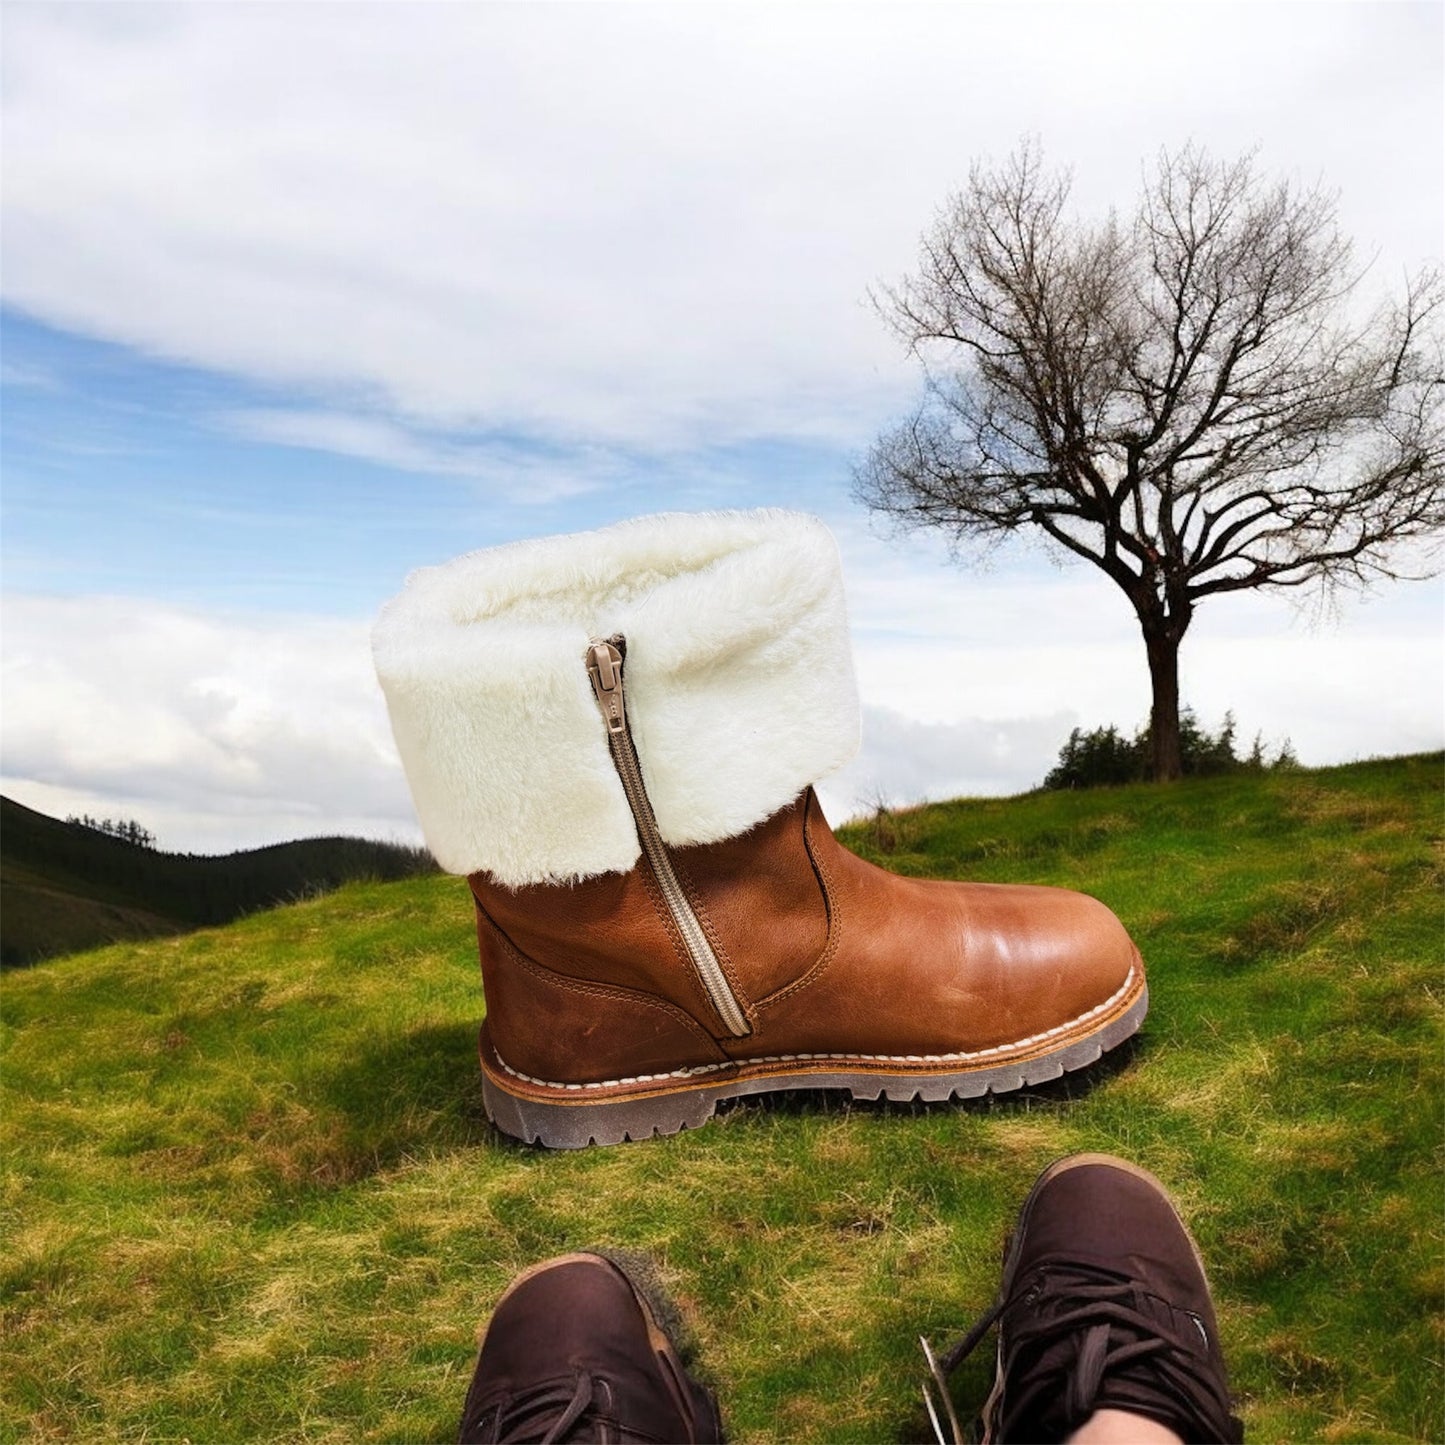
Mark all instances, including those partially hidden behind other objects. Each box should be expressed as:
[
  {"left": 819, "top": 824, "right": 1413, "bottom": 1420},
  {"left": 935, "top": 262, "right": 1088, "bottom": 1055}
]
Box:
[{"left": 372, "top": 509, "right": 860, "bottom": 885}]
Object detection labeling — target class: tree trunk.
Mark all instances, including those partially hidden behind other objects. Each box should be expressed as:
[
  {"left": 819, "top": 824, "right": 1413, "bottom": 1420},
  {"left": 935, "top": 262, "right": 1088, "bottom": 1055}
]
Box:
[{"left": 1143, "top": 626, "right": 1183, "bottom": 782}]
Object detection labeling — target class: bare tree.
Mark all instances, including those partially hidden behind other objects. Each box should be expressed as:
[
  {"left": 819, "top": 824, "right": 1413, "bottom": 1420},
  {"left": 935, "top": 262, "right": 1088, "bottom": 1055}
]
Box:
[{"left": 858, "top": 142, "right": 1444, "bottom": 780}]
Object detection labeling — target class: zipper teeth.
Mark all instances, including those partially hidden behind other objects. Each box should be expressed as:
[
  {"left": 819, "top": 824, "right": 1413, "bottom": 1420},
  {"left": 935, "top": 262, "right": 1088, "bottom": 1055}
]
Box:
[
  {"left": 606, "top": 731, "right": 750, "bottom": 1036},
  {"left": 587, "top": 639, "right": 751, "bottom": 1039}
]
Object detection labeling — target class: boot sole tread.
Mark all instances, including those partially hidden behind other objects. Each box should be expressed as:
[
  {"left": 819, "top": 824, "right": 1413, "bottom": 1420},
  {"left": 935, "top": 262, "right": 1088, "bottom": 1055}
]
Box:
[{"left": 480, "top": 983, "right": 1147, "bottom": 1148}]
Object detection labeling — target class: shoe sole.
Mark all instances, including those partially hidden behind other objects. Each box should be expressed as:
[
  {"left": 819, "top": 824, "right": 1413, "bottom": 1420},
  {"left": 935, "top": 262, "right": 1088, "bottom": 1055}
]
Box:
[
  {"left": 975, "top": 1153, "right": 1213, "bottom": 1445},
  {"left": 479, "top": 974, "right": 1147, "bottom": 1149}
]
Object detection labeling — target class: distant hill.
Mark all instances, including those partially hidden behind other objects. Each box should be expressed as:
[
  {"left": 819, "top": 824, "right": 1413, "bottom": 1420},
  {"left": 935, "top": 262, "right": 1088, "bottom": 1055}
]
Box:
[{"left": 0, "top": 796, "right": 437, "bottom": 966}]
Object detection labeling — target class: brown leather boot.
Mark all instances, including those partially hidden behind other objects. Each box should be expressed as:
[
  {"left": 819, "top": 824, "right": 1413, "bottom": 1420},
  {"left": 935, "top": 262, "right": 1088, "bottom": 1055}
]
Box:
[{"left": 375, "top": 511, "right": 1146, "bottom": 1149}]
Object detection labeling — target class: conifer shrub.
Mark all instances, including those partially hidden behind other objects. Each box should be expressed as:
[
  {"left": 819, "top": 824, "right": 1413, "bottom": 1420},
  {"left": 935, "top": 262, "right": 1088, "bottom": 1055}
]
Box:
[{"left": 1043, "top": 710, "right": 1296, "bottom": 789}]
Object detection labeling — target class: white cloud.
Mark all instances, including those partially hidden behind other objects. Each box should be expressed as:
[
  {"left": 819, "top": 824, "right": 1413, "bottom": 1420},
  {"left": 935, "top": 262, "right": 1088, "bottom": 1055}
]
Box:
[
  {"left": 816, "top": 705, "right": 1076, "bottom": 823},
  {"left": 3, "top": 568, "right": 1438, "bottom": 854},
  {"left": 0, "top": 595, "right": 418, "bottom": 852},
  {"left": 825, "top": 520, "right": 1445, "bottom": 813},
  {"left": 216, "top": 407, "right": 611, "bottom": 501},
  {"left": 3, "top": 3, "right": 1440, "bottom": 456},
  {"left": 0, "top": 358, "right": 62, "bottom": 390}
]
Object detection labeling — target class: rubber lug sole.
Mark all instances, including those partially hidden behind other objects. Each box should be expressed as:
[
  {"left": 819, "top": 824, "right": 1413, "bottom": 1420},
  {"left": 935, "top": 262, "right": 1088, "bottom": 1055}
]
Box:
[{"left": 481, "top": 986, "right": 1147, "bottom": 1149}]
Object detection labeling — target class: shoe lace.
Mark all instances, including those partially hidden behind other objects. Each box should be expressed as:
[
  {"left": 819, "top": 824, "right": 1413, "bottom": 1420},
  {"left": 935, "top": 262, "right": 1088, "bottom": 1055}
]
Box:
[
  {"left": 476, "top": 1369, "right": 601, "bottom": 1444},
  {"left": 922, "top": 1264, "right": 1241, "bottom": 1444}
]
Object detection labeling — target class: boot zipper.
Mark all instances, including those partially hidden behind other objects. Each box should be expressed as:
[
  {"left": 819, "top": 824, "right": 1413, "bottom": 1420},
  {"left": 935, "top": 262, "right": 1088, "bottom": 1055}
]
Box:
[{"left": 585, "top": 636, "right": 751, "bottom": 1038}]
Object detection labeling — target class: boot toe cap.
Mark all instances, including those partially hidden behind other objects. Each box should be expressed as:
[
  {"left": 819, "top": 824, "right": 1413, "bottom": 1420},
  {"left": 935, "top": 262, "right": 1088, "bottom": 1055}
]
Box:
[{"left": 955, "top": 882, "right": 1143, "bottom": 1047}]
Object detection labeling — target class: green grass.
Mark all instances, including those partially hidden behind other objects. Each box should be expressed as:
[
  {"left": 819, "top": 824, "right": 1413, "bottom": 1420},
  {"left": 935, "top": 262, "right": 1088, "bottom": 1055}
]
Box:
[{"left": 3, "top": 754, "right": 1442, "bottom": 1443}]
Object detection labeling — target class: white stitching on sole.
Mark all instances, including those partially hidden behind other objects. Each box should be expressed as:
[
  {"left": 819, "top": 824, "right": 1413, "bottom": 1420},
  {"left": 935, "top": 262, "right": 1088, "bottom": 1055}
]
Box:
[{"left": 493, "top": 965, "right": 1138, "bottom": 1094}]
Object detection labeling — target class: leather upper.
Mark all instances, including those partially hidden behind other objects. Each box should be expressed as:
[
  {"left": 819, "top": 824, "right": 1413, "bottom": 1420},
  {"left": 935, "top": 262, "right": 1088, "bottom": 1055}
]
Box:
[
  {"left": 457, "top": 1254, "right": 721, "bottom": 1443},
  {"left": 990, "top": 1159, "right": 1243, "bottom": 1442},
  {"left": 470, "top": 790, "right": 1142, "bottom": 1089}
]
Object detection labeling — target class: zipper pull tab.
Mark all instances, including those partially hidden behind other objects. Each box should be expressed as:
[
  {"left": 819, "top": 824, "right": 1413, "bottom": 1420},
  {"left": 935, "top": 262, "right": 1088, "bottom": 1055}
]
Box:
[{"left": 586, "top": 637, "right": 627, "bottom": 734}]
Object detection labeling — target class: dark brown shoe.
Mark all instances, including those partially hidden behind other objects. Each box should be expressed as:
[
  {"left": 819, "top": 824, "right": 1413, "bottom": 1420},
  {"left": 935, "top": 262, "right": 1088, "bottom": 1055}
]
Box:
[
  {"left": 924, "top": 1154, "right": 1243, "bottom": 1444},
  {"left": 457, "top": 1253, "right": 721, "bottom": 1444}
]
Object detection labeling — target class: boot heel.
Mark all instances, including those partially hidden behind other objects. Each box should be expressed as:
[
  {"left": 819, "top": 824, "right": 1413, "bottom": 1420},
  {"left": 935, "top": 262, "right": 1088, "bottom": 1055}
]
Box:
[{"left": 481, "top": 1071, "right": 723, "bottom": 1149}]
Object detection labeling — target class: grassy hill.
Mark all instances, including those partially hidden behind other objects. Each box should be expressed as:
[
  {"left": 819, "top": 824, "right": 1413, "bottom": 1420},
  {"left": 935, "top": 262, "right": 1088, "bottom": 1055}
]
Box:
[
  {"left": 0, "top": 796, "right": 436, "bottom": 967},
  {"left": 2, "top": 755, "right": 1441, "bottom": 1442}
]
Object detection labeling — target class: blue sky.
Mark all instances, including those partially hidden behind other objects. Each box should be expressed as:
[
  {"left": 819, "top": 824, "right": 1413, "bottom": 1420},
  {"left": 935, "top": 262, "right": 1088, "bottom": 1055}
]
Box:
[
  {"left": 2, "top": 311, "right": 855, "bottom": 615},
  {"left": 2, "top": 2, "right": 1441, "bottom": 853}
]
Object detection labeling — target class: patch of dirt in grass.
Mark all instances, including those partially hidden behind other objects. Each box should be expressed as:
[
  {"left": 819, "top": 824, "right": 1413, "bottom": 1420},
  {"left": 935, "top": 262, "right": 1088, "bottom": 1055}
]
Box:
[
  {"left": 808, "top": 1120, "right": 871, "bottom": 1170},
  {"left": 1164, "top": 1040, "right": 1277, "bottom": 1125},
  {"left": 768, "top": 1369, "right": 891, "bottom": 1442},
  {"left": 10, "top": 1410, "right": 71, "bottom": 1444},
  {"left": 977, "top": 1117, "right": 1072, "bottom": 1161},
  {"left": 139, "top": 1027, "right": 192, "bottom": 1055},
  {"left": 1214, "top": 879, "right": 1352, "bottom": 964},
  {"left": 242, "top": 1100, "right": 381, "bottom": 1190},
  {"left": 1283, "top": 787, "right": 1388, "bottom": 831},
  {"left": 1130, "top": 907, "right": 1177, "bottom": 935},
  {"left": 812, "top": 1186, "right": 934, "bottom": 1241},
  {"left": 1318, "top": 1407, "right": 1407, "bottom": 1442},
  {"left": 1261, "top": 1327, "right": 1346, "bottom": 1396},
  {"left": 1251, "top": 1117, "right": 1378, "bottom": 1174},
  {"left": 0, "top": 1221, "right": 88, "bottom": 1309}
]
